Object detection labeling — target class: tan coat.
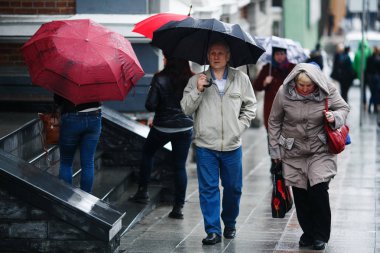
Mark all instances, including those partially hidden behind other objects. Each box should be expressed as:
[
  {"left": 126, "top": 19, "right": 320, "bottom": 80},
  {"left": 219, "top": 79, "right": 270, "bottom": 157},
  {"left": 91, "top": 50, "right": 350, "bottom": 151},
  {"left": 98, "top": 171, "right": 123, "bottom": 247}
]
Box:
[
  {"left": 181, "top": 67, "right": 257, "bottom": 151},
  {"left": 268, "top": 63, "right": 350, "bottom": 189}
]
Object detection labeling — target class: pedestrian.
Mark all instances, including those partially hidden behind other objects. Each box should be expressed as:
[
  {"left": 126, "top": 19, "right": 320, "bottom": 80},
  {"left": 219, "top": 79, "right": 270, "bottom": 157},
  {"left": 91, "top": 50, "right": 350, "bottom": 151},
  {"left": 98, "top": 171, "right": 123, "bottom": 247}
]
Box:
[
  {"left": 129, "top": 55, "right": 194, "bottom": 219},
  {"left": 54, "top": 94, "right": 102, "bottom": 193},
  {"left": 181, "top": 41, "right": 257, "bottom": 245},
  {"left": 330, "top": 43, "right": 356, "bottom": 102},
  {"left": 353, "top": 40, "right": 372, "bottom": 109},
  {"left": 365, "top": 46, "right": 380, "bottom": 113},
  {"left": 268, "top": 63, "right": 350, "bottom": 250},
  {"left": 253, "top": 46, "right": 295, "bottom": 173},
  {"left": 306, "top": 43, "right": 324, "bottom": 70}
]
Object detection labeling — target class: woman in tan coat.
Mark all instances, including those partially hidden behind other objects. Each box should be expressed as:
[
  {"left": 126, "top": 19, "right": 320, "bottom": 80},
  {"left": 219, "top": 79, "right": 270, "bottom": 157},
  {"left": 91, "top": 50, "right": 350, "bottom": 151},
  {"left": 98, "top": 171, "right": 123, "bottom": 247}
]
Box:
[{"left": 268, "top": 63, "right": 350, "bottom": 250}]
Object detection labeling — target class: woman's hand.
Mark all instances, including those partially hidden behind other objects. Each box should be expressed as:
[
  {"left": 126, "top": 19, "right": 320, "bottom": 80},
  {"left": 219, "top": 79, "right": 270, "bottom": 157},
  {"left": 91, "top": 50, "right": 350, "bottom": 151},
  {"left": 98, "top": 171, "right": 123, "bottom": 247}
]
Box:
[
  {"left": 263, "top": 75, "right": 273, "bottom": 87},
  {"left": 273, "top": 158, "right": 281, "bottom": 164},
  {"left": 323, "top": 110, "right": 335, "bottom": 123}
]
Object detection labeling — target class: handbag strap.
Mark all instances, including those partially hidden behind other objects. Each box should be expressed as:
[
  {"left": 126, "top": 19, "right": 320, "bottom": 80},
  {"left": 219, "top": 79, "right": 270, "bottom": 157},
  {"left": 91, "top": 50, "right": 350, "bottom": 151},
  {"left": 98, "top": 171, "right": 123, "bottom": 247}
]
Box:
[{"left": 324, "top": 97, "right": 329, "bottom": 111}]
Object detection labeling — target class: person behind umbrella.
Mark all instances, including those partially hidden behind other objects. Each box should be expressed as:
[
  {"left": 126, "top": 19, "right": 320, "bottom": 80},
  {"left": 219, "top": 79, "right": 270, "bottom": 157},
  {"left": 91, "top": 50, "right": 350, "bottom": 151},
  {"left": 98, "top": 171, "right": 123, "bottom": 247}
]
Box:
[
  {"left": 54, "top": 94, "right": 102, "bottom": 193},
  {"left": 268, "top": 63, "right": 350, "bottom": 250},
  {"left": 129, "top": 54, "right": 194, "bottom": 219},
  {"left": 181, "top": 41, "right": 257, "bottom": 245},
  {"left": 253, "top": 46, "right": 295, "bottom": 173}
]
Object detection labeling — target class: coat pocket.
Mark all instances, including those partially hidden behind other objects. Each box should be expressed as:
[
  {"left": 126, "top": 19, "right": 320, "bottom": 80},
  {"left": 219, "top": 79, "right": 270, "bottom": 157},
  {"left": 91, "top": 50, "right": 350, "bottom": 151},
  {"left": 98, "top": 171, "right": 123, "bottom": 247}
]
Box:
[{"left": 278, "top": 135, "right": 294, "bottom": 150}]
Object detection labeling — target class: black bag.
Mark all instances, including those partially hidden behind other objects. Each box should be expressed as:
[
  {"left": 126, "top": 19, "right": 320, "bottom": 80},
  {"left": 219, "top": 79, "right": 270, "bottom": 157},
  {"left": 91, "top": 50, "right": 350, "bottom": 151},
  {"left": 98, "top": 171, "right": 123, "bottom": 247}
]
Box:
[{"left": 271, "top": 162, "right": 293, "bottom": 218}]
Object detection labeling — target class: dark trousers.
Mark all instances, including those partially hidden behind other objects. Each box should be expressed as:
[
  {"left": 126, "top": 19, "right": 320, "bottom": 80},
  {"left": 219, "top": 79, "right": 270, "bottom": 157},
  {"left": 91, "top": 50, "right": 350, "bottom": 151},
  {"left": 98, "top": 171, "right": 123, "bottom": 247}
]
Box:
[
  {"left": 139, "top": 127, "right": 193, "bottom": 206},
  {"left": 340, "top": 82, "right": 351, "bottom": 103},
  {"left": 292, "top": 182, "right": 331, "bottom": 242}
]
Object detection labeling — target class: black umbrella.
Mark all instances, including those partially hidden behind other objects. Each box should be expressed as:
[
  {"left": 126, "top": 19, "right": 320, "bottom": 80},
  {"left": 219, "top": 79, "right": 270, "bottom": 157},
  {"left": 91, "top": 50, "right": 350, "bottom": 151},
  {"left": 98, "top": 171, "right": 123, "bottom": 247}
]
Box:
[{"left": 151, "top": 17, "right": 265, "bottom": 68}]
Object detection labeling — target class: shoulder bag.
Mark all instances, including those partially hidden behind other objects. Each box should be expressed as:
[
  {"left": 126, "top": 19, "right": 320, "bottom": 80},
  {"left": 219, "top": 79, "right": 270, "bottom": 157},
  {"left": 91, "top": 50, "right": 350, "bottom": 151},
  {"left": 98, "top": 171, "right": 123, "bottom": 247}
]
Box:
[{"left": 324, "top": 98, "right": 349, "bottom": 154}]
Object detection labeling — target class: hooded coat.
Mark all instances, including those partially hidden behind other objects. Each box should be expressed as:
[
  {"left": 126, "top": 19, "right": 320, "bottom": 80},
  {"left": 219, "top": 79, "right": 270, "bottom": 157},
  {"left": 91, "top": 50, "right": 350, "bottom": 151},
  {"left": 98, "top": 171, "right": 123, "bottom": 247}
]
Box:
[{"left": 268, "top": 63, "right": 350, "bottom": 189}]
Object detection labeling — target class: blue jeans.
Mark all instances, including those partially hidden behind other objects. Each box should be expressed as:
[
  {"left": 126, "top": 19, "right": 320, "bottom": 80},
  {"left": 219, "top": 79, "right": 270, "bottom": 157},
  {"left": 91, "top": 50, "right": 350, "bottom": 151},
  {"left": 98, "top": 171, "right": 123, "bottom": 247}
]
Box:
[
  {"left": 59, "top": 111, "right": 102, "bottom": 193},
  {"left": 196, "top": 146, "right": 243, "bottom": 235},
  {"left": 139, "top": 127, "right": 193, "bottom": 206}
]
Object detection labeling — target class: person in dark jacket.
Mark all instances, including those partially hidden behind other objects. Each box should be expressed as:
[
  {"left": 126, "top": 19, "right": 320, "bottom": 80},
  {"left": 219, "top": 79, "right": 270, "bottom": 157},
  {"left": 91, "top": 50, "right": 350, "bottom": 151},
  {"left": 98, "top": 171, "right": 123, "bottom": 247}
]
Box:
[
  {"left": 253, "top": 47, "right": 295, "bottom": 173},
  {"left": 330, "top": 43, "right": 356, "bottom": 102},
  {"left": 366, "top": 46, "right": 380, "bottom": 113},
  {"left": 130, "top": 55, "right": 194, "bottom": 219},
  {"left": 54, "top": 94, "right": 102, "bottom": 193}
]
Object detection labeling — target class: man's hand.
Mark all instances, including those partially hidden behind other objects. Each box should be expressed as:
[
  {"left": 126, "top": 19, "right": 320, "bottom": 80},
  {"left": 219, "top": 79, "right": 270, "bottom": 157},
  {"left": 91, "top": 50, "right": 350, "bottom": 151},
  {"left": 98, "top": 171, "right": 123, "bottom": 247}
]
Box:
[{"left": 197, "top": 74, "right": 208, "bottom": 92}]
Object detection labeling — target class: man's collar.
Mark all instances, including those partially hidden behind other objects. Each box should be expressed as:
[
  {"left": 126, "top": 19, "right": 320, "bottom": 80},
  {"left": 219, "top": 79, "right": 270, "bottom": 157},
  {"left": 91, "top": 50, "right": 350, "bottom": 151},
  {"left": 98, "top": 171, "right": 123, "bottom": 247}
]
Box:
[{"left": 210, "top": 67, "right": 228, "bottom": 80}]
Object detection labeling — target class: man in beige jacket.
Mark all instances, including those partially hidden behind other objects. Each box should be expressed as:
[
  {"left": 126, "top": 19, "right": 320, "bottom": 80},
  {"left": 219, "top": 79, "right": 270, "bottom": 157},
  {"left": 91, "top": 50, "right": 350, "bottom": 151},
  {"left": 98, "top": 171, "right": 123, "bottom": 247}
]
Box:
[{"left": 181, "top": 41, "right": 257, "bottom": 245}]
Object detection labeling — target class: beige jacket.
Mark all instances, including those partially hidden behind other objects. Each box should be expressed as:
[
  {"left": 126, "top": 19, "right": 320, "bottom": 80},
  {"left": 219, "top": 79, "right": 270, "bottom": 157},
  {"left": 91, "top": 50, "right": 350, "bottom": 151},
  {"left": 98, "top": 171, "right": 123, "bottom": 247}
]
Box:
[
  {"left": 268, "top": 63, "right": 350, "bottom": 189},
  {"left": 181, "top": 67, "right": 257, "bottom": 151}
]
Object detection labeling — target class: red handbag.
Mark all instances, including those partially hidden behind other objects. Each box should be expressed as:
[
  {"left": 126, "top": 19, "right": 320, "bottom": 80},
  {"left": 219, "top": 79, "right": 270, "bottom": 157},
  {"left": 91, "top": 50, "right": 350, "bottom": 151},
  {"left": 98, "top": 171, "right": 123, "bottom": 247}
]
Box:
[{"left": 324, "top": 98, "right": 349, "bottom": 154}]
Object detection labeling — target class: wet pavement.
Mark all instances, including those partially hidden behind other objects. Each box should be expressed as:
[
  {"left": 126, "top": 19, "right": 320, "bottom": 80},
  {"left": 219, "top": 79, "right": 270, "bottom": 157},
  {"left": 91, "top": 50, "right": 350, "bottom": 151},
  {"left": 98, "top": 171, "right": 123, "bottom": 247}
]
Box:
[{"left": 118, "top": 85, "right": 380, "bottom": 253}]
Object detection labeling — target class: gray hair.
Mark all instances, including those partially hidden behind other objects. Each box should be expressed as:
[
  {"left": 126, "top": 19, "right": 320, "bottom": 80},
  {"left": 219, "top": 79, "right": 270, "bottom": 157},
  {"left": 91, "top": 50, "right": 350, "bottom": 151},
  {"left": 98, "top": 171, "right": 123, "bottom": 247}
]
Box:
[
  {"left": 295, "top": 71, "right": 313, "bottom": 84},
  {"left": 208, "top": 41, "right": 230, "bottom": 55}
]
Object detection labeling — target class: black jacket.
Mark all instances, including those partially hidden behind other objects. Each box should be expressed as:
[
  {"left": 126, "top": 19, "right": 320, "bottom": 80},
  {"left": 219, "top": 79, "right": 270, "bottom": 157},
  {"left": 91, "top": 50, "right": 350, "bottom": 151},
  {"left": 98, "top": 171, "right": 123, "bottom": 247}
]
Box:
[{"left": 145, "top": 75, "right": 193, "bottom": 128}]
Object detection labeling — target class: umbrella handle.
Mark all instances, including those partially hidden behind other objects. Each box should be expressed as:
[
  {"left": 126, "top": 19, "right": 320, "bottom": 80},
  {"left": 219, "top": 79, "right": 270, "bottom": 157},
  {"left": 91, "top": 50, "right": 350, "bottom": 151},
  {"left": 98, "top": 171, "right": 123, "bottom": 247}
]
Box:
[
  {"left": 269, "top": 62, "right": 272, "bottom": 76},
  {"left": 187, "top": 4, "right": 192, "bottom": 16},
  {"left": 204, "top": 78, "right": 213, "bottom": 88}
]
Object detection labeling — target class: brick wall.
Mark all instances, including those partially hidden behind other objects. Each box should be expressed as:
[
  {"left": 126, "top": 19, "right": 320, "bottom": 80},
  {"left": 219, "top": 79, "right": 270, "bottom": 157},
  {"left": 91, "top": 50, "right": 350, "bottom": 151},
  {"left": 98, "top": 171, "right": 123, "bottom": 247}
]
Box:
[
  {"left": 0, "top": 42, "right": 25, "bottom": 66},
  {"left": 0, "top": 0, "right": 76, "bottom": 14}
]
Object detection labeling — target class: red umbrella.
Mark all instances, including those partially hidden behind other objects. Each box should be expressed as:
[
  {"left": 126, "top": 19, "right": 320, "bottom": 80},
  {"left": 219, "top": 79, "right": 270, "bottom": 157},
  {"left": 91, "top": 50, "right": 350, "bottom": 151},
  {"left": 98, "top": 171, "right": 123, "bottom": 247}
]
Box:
[
  {"left": 21, "top": 19, "right": 145, "bottom": 105},
  {"left": 132, "top": 13, "right": 189, "bottom": 39}
]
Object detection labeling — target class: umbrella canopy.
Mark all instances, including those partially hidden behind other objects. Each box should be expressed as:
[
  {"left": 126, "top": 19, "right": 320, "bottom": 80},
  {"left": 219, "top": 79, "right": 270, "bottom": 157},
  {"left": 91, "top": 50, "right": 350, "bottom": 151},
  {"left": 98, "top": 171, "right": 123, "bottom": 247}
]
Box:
[
  {"left": 132, "top": 13, "right": 189, "bottom": 39},
  {"left": 257, "top": 36, "right": 309, "bottom": 64},
  {"left": 22, "top": 19, "right": 145, "bottom": 105},
  {"left": 151, "top": 17, "right": 265, "bottom": 68}
]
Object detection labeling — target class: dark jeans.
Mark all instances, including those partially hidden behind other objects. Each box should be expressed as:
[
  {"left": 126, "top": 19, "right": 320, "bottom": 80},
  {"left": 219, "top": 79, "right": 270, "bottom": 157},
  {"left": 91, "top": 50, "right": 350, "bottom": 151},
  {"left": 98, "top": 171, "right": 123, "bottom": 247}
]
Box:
[
  {"left": 59, "top": 111, "right": 102, "bottom": 193},
  {"left": 292, "top": 182, "right": 331, "bottom": 243},
  {"left": 139, "top": 127, "right": 193, "bottom": 206}
]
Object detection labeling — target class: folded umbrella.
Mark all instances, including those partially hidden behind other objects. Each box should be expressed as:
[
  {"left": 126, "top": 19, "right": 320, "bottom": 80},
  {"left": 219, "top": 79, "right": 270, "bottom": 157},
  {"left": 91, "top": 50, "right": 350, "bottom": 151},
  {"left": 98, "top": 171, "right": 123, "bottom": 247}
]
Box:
[
  {"left": 22, "top": 19, "right": 145, "bottom": 105},
  {"left": 151, "top": 17, "right": 265, "bottom": 68}
]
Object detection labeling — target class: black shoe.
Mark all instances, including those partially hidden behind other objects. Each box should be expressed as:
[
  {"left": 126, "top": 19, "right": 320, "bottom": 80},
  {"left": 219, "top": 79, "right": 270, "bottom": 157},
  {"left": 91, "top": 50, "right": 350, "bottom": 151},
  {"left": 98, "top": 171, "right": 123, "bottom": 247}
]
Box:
[
  {"left": 313, "top": 240, "right": 326, "bottom": 250},
  {"left": 299, "top": 234, "right": 313, "bottom": 247},
  {"left": 168, "top": 205, "right": 184, "bottom": 219},
  {"left": 129, "top": 186, "right": 150, "bottom": 204},
  {"left": 223, "top": 227, "right": 236, "bottom": 239},
  {"left": 202, "top": 233, "right": 221, "bottom": 245}
]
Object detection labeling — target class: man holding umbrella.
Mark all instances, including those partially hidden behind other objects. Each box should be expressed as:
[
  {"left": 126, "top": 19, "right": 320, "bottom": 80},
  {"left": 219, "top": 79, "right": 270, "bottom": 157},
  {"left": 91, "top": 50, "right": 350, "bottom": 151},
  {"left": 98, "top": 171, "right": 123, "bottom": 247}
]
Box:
[{"left": 181, "top": 41, "right": 257, "bottom": 245}]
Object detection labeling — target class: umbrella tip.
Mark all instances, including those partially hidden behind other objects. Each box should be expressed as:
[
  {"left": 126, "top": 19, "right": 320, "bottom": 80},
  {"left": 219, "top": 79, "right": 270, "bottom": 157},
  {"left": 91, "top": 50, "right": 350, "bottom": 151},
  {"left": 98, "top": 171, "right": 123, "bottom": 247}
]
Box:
[{"left": 187, "top": 4, "right": 192, "bottom": 16}]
